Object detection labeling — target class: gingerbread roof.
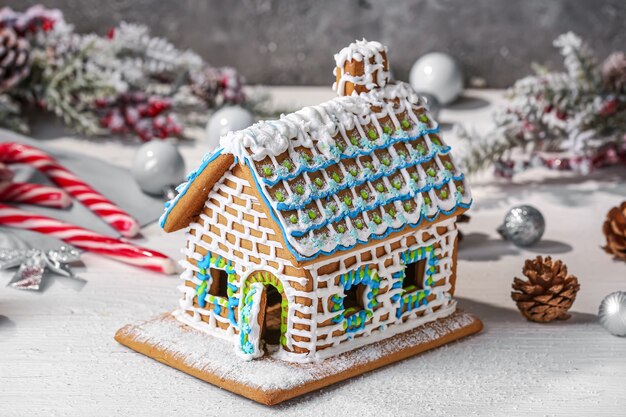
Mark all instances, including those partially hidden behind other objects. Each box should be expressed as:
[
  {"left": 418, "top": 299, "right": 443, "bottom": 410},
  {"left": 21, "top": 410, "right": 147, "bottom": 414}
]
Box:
[{"left": 161, "top": 81, "right": 472, "bottom": 263}]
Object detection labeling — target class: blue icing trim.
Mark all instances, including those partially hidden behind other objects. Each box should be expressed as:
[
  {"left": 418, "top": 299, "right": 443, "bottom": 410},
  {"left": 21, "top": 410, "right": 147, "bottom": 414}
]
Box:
[
  {"left": 294, "top": 200, "right": 471, "bottom": 261},
  {"left": 273, "top": 150, "right": 458, "bottom": 211},
  {"left": 247, "top": 154, "right": 471, "bottom": 261},
  {"left": 159, "top": 148, "right": 228, "bottom": 229},
  {"left": 395, "top": 244, "right": 439, "bottom": 318},
  {"left": 261, "top": 127, "right": 442, "bottom": 187},
  {"left": 327, "top": 265, "right": 382, "bottom": 332},
  {"left": 193, "top": 252, "right": 240, "bottom": 325},
  {"left": 288, "top": 177, "right": 459, "bottom": 237}
]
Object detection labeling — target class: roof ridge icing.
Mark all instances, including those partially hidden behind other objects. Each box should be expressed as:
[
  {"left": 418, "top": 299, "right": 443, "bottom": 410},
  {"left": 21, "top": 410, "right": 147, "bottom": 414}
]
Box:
[{"left": 220, "top": 82, "right": 420, "bottom": 162}]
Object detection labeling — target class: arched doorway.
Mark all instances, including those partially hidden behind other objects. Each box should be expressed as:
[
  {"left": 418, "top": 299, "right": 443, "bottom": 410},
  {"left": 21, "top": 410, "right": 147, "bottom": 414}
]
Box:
[{"left": 238, "top": 271, "right": 288, "bottom": 358}]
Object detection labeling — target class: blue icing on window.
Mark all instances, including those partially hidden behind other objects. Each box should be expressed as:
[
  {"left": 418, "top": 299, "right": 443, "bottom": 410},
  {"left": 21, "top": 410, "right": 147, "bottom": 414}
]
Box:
[
  {"left": 193, "top": 251, "right": 239, "bottom": 325},
  {"left": 395, "top": 244, "right": 439, "bottom": 319},
  {"left": 328, "top": 265, "right": 383, "bottom": 333}
]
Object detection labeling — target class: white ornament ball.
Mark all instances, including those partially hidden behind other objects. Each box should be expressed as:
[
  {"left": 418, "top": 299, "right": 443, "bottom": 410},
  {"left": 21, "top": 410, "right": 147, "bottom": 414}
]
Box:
[
  {"left": 132, "top": 141, "right": 185, "bottom": 196},
  {"left": 409, "top": 52, "right": 464, "bottom": 105},
  {"left": 205, "top": 106, "right": 255, "bottom": 152},
  {"left": 598, "top": 291, "right": 626, "bottom": 337}
]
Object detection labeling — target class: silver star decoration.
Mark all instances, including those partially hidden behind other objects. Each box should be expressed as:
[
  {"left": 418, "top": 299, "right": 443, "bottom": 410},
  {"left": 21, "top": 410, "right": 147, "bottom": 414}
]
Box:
[{"left": 0, "top": 246, "right": 82, "bottom": 291}]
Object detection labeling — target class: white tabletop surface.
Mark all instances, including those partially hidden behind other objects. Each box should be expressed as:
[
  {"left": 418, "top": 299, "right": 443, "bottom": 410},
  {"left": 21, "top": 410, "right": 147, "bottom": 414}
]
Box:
[{"left": 1, "top": 88, "right": 625, "bottom": 417}]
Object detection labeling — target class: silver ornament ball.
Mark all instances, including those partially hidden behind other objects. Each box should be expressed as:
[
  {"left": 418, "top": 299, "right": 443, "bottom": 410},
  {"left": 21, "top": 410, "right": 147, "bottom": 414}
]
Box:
[
  {"left": 132, "top": 141, "right": 186, "bottom": 196},
  {"left": 409, "top": 52, "right": 464, "bottom": 105},
  {"left": 206, "top": 106, "right": 255, "bottom": 152},
  {"left": 497, "top": 205, "right": 545, "bottom": 247},
  {"left": 417, "top": 92, "right": 441, "bottom": 120},
  {"left": 598, "top": 291, "right": 626, "bottom": 337}
]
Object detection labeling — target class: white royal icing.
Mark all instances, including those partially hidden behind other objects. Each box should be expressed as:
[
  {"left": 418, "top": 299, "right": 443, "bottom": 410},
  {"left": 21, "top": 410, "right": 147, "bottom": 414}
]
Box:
[{"left": 332, "top": 39, "right": 389, "bottom": 96}]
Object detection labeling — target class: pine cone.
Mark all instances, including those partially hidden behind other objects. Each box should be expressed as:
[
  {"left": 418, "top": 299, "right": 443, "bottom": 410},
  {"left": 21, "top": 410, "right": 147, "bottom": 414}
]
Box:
[
  {"left": 190, "top": 66, "right": 245, "bottom": 107},
  {"left": 511, "top": 256, "right": 580, "bottom": 323},
  {"left": 0, "top": 27, "right": 30, "bottom": 94},
  {"left": 190, "top": 67, "right": 221, "bottom": 107},
  {"left": 603, "top": 201, "right": 626, "bottom": 261}
]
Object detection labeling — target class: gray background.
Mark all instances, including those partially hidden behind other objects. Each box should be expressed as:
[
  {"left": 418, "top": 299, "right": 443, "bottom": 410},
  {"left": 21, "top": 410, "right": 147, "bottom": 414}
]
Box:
[{"left": 5, "top": 0, "right": 626, "bottom": 87}]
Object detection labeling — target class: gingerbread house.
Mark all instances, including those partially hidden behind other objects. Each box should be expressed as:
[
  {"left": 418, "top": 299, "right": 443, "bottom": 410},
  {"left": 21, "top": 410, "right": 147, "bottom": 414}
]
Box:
[{"left": 160, "top": 40, "right": 473, "bottom": 363}]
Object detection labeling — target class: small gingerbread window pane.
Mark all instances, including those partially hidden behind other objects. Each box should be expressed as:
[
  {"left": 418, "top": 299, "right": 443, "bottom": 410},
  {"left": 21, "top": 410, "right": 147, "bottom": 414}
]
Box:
[
  {"left": 403, "top": 259, "right": 426, "bottom": 292},
  {"left": 209, "top": 268, "right": 229, "bottom": 297},
  {"left": 343, "top": 284, "right": 366, "bottom": 316}
]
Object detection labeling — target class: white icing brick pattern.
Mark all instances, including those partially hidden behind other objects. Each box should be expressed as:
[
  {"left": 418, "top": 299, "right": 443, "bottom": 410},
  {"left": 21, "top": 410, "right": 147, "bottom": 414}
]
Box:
[
  {"left": 173, "top": 161, "right": 460, "bottom": 362},
  {"left": 176, "top": 172, "right": 318, "bottom": 354},
  {"left": 293, "top": 217, "right": 458, "bottom": 361}
]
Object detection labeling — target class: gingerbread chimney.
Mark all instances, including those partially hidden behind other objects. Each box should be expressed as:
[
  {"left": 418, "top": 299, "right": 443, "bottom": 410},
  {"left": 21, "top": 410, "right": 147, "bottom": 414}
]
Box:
[{"left": 333, "top": 39, "right": 390, "bottom": 96}]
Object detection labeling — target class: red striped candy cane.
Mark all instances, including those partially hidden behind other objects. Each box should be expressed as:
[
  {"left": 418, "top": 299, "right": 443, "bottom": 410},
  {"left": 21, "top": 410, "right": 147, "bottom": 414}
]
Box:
[
  {"left": 0, "top": 203, "right": 176, "bottom": 274},
  {"left": 0, "top": 182, "right": 72, "bottom": 208},
  {"left": 0, "top": 142, "right": 141, "bottom": 237}
]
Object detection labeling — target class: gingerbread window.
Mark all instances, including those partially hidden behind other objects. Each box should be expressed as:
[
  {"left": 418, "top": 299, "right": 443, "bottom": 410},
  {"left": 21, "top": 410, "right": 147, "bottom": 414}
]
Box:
[
  {"left": 400, "top": 245, "right": 438, "bottom": 293},
  {"left": 208, "top": 268, "right": 229, "bottom": 298},
  {"left": 402, "top": 259, "right": 426, "bottom": 292},
  {"left": 343, "top": 284, "right": 366, "bottom": 316}
]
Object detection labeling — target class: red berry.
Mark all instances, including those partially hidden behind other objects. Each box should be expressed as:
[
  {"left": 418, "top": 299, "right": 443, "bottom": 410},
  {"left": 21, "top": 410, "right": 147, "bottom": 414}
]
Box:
[
  {"left": 599, "top": 99, "right": 618, "bottom": 117},
  {"left": 41, "top": 19, "right": 54, "bottom": 32}
]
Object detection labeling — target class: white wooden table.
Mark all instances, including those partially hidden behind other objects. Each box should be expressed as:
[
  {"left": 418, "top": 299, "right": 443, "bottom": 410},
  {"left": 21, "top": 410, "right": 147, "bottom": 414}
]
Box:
[{"left": 1, "top": 88, "right": 625, "bottom": 416}]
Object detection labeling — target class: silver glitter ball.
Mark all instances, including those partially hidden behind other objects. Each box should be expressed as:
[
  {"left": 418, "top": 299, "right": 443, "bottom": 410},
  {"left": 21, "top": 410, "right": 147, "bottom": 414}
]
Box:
[
  {"left": 599, "top": 291, "right": 626, "bottom": 337},
  {"left": 497, "top": 205, "right": 545, "bottom": 247},
  {"left": 132, "top": 142, "right": 186, "bottom": 196},
  {"left": 416, "top": 92, "right": 441, "bottom": 120}
]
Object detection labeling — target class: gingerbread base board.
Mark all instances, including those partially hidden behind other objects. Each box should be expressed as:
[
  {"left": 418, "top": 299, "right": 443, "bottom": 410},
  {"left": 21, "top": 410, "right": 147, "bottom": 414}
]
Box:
[{"left": 115, "top": 310, "right": 482, "bottom": 406}]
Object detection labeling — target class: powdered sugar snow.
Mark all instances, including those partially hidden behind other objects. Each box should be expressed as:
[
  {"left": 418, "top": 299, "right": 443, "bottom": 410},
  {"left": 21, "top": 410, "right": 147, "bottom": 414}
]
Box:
[{"left": 117, "top": 311, "right": 478, "bottom": 392}]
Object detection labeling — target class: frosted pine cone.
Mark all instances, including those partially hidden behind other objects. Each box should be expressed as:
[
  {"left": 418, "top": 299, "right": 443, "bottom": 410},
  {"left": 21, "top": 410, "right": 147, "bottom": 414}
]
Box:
[
  {"left": 0, "top": 27, "right": 30, "bottom": 93},
  {"left": 191, "top": 66, "right": 245, "bottom": 106},
  {"left": 190, "top": 67, "right": 220, "bottom": 106},
  {"left": 602, "top": 52, "right": 626, "bottom": 94},
  {"left": 603, "top": 201, "right": 626, "bottom": 261},
  {"left": 511, "top": 256, "right": 580, "bottom": 323}
]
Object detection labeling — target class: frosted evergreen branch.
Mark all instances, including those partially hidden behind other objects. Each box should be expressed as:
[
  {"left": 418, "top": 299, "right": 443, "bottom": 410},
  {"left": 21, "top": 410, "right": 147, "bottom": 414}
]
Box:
[
  {"left": 86, "top": 22, "right": 203, "bottom": 88},
  {"left": 0, "top": 6, "right": 251, "bottom": 140},
  {"left": 458, "top": 32, "right": 624, "bottom": 176},
  {"left": 41, "top": 42, "right": 117, "bottom": 135},
  {"left": 0, "top": 95, "right": 28, "bottom": 133},
  {"left": 553, "top": 32, "right": 600, "bottom": 91},
  {"left": 454, "top": 121, "right": 525, "bottom": 174}
]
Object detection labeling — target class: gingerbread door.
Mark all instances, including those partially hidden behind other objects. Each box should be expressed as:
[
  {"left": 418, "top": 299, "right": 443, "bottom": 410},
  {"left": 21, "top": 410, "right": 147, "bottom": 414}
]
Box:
[{"left": 238, "top": 271, "right": 289, "bottom": 358}]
